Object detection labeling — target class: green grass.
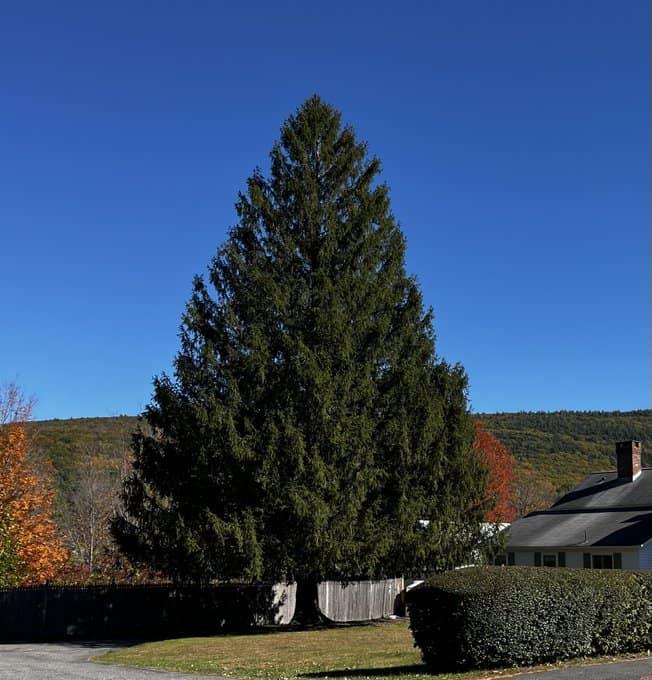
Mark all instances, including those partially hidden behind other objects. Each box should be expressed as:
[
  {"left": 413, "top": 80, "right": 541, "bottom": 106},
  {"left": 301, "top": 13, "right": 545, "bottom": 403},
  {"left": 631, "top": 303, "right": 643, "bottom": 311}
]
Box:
[
  {"left": 95, "top": 621, "right": 477, "bottom": 679},
  {"left": 94, "top": 620, "right": 652, "bottom": 680}
]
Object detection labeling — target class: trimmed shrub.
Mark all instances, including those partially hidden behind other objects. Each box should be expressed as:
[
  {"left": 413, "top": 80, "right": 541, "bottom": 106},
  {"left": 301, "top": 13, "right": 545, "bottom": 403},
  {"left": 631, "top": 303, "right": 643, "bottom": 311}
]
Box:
[{"left": 406, "top": 567, "right": 652, "bottom": 670}]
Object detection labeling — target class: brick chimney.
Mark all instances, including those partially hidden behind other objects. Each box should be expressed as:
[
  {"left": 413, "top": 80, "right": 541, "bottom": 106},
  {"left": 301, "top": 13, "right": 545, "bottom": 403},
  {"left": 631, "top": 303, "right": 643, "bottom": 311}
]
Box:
[{"left": 616, "top": 440, "right": 642, "bottom": 481}]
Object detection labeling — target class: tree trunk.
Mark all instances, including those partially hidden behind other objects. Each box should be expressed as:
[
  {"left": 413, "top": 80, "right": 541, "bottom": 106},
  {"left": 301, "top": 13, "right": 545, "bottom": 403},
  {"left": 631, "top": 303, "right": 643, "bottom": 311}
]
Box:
[{"left": 292, "top": 578, "right": 325, "bottom": 626}]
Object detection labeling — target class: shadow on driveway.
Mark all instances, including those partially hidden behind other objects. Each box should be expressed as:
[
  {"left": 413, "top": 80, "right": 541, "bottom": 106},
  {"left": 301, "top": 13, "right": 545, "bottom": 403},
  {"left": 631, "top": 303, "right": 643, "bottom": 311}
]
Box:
[{"left": 304, "top": 665, "right": 429, "bottom": 678}]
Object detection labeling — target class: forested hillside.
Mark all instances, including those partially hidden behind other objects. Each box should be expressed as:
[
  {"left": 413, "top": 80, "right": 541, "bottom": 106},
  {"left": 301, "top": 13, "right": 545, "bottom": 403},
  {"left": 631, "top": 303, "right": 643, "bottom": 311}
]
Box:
[
  {"left": 27, "top": 409, "right": 651, "bottom": 499},
  {"left": 26, "top": 416, "right": 138, "bottom": 486},
  {"left": 23, "top": 416, "right": 139, "bottom": 574},
  {"left": 478, "top": 410, "right": 652, "bottom": 492},
  {"left": 14, "top": 408, "right": 651, "bottom": 569}
]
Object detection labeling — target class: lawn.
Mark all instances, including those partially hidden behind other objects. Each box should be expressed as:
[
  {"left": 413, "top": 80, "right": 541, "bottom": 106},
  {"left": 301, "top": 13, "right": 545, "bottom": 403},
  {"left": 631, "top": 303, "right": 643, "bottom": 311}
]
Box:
[
  {"left": 95, "top": 620, "right": 650, "bottom": 680},
  {"left": 95, "top": 620, "right": 482, "bottom": 680}
]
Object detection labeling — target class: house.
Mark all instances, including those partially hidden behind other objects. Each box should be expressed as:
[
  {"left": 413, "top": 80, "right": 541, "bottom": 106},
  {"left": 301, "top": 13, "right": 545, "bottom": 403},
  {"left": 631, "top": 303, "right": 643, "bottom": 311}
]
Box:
[{"left": 501, "top": 440, "right": 651, "bottom": 570}]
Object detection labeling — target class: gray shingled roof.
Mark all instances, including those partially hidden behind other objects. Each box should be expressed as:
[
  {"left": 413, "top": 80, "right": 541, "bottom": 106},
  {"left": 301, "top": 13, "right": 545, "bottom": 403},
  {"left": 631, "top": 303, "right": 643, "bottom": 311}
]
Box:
[
  {"left": 507, "top": 468, "right": 652, "bottom": 549},
  {"left": 551, "top": 468, "right": 652, "bottom": 511},
  {"left": 507, "top": 509, "right": 652, "bottom": 547}
]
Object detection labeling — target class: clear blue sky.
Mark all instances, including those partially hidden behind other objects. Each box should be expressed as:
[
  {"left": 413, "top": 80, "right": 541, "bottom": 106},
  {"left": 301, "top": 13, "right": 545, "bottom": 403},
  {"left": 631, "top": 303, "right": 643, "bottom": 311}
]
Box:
[{"left": 1, "top": 1, "right": 649, "bottom": 420}]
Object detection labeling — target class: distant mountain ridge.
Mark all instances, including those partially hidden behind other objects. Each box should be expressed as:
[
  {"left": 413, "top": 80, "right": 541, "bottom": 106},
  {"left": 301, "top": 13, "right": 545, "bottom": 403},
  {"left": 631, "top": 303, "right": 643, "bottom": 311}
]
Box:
[
  {"left": 477, "top": 409, "right": 652, "bottom": 491},
  {"left": 25, "top": 409, "right": 652, "bottom": 494},
  {"left": 25, "top": 415, "right": 138, "bottom": 485}
]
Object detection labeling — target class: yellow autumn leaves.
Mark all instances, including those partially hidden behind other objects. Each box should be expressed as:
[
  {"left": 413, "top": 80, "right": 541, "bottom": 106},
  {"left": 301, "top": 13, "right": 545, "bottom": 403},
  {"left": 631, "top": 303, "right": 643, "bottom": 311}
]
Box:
[{"left": 0, "top": 418, "right": 68, "bottom": 585}]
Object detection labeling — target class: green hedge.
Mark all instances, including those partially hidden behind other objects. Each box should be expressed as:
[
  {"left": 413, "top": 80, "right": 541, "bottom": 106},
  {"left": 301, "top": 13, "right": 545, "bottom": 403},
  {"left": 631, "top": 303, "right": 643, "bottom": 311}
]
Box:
[{"left": 406, "top": 567, "right": 652, "bottom": 670}]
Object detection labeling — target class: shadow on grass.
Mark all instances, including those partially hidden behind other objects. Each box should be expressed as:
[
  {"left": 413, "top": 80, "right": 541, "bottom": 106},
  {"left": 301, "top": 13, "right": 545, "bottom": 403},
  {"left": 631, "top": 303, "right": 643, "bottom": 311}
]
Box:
[
  {"left": 181, "top": 620, "right": 401, "bottom": 638},
  {"left": 59, "top": 639, "right": 142, "bottom": 649},
  {"left": 303, "top": 664, "right": 431, "bottom": 678}
]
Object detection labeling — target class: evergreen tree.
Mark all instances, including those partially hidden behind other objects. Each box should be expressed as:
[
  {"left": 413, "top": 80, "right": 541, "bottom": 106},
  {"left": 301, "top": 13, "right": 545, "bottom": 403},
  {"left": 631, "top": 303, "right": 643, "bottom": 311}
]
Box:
[{"left": 113, "top": 97, "right": 491, "bottom": 606}]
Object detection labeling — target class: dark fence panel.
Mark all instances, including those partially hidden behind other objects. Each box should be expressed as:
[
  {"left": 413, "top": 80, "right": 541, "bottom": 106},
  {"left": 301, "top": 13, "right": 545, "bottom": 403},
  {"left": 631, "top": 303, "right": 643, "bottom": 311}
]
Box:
[{"left": 0, "top": 583, "right": 292, "bottom": 642}]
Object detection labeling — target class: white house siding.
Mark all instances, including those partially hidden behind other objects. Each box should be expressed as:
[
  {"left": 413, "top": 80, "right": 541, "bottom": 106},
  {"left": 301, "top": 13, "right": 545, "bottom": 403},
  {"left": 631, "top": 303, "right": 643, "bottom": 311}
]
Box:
[
  {"left": 639, "top": 542, "right": 652, "bottom": 570},
  {"left": 511, "top": 550, "right": 576, "bottom": 567},
  {"left": 513, "top": 550, "right": 532, "bottom": 566},
  {"left": 622, "top": 550, "right": 640, "bottom": 570},
  {"left": 511, "top": 550, "right": 579, "bottom": 567},
  {"left": 564, "top": 551, "right": 584, "bottom": 569},
  {"left": 511, "top": 548, "right": 643, "bottom": 570}
]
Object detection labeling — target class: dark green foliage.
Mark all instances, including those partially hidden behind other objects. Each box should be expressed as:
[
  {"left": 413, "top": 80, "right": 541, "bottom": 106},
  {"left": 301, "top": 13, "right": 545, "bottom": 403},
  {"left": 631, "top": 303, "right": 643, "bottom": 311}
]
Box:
[
  {"left": 407, "top": 566, "right": 652, "bottom": 670},
  {"left": 478, "top": 410, "right": 652, "bottom": 492},
  {"left": 112, "top": 96, "right": 490, "bottom": 585}
]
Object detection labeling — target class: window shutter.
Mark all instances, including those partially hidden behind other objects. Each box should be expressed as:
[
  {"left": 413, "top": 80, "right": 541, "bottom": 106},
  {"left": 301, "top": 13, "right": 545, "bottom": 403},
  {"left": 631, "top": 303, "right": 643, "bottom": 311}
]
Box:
[
  {"left": 508, "top": 552, "right": 515, "bottom": 566},
  {"left": 558, "top": 552, "right": 566, "bottom": 567},
  {"left": 534, "top": 552, "right": 541, "bottom": 567},
  {"left": 614, "top": 553, "right": 622, "bottom": 569},
  {"left": 583, "top": 553, "right": 591, "bottom": 569}
]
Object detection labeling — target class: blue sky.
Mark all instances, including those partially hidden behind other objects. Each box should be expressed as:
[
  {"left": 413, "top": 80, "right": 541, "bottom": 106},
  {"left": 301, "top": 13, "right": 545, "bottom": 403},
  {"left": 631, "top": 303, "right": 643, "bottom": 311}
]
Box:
[{"left": 1, "top": 1, "right": 649, "bottom": 420}]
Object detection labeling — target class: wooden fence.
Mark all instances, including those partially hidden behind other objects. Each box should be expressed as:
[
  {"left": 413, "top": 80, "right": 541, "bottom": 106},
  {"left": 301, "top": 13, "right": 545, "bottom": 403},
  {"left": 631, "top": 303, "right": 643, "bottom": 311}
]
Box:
[
  {"left": 266, "top": 582, "right": 296, "bottom": 624},
  {"left": 0, "top": 583, "right": 293, "bottom": 642},
  {"left": 0, "top": 578, "right": 403, "bottom": 640},
  {"left": 318, "top": 577, "right": 404, "bottom": 622}
]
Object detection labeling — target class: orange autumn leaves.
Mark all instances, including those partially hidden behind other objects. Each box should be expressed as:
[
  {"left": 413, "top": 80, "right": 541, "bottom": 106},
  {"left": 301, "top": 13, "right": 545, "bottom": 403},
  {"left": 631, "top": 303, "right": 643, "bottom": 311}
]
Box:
[
  {"left": 0, "top": 415, "right": 67, "bottom": 586},
  {"left": 473, "top": 421, "right": 517, "bottom": 523}
]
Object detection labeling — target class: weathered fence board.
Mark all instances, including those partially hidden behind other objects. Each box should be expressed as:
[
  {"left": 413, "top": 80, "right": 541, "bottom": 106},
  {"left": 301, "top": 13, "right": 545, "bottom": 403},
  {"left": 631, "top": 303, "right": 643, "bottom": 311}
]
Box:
[
  {"left": 258, "top": 582, "right": 296, "bottom": 624},
  {"left": 318, "top": 577, "right": 403, "bottom": 622}
]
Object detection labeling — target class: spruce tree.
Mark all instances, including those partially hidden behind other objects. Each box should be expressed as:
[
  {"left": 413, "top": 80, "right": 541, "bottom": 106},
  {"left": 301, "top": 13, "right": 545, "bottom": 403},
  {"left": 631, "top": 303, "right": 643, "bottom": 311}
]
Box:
[{"left": 113, "top": 97, "right": 491, "bottom": 608}]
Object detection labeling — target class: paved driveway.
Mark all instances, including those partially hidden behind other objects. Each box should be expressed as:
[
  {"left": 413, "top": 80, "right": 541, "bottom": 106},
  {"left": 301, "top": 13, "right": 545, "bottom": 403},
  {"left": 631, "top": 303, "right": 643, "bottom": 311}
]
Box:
[
  {"left": 507, "top": 657, "right": 652, "bottom": 680},
  {"left": 0, "top": 642, "right": 222, "bottom": 679}
]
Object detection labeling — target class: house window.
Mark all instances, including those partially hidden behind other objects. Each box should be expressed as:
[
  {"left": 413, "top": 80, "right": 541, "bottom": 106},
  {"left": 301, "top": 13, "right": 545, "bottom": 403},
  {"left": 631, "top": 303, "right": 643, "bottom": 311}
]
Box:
[
  {"left": 583, "top": 552, "right": 623, "bottom": 569},
  {"left": 593, "top": 554, "right": 613, "bottom": 569},
  {"left": 494, "top": 552, "right": 515, "bottom": 566},
  {"left": 542, "top": 553, "right": 557, "bottom": 567}
]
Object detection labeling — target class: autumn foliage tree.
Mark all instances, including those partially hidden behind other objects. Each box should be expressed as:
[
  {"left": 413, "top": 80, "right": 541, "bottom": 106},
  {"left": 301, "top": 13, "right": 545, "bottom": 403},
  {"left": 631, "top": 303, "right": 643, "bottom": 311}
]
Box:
[
  {"left": 473, "top": 421, "right": 517, "bottom": 522},
  {"left": 0, "top": 384, "right": 68, "bottom": 586}
]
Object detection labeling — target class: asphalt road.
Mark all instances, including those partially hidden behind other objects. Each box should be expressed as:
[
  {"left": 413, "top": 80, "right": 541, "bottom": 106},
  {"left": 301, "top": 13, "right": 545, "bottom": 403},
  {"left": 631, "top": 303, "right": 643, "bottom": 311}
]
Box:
[
  {"left": 3, "top": 643, "right": 652, "bottom": 680},
  {"left": 0, "top": 642, "right": 223, "bottom": 680},
  {"left": 507, "top": 657, "right": 652, "bottom": 680}
]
